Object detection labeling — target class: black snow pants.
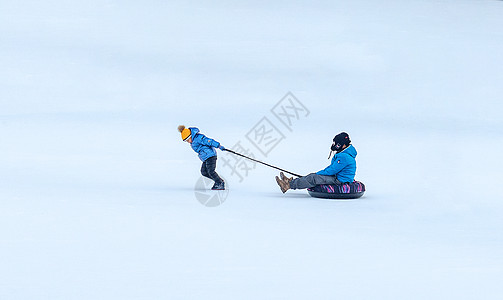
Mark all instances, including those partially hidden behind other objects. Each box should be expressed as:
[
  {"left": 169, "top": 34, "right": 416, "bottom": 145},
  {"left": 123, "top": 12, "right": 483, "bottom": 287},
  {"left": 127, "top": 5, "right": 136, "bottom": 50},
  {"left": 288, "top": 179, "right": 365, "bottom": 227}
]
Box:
[{"left": 201, "top": 156, "right": 224, "bottom": 184}]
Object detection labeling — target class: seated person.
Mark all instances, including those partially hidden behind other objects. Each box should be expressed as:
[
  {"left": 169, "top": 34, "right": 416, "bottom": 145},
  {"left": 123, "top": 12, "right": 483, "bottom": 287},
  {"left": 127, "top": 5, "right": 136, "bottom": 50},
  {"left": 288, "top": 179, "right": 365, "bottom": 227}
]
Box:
[{"left": 275, "top": 132, "right": 357, "bottom": 193}]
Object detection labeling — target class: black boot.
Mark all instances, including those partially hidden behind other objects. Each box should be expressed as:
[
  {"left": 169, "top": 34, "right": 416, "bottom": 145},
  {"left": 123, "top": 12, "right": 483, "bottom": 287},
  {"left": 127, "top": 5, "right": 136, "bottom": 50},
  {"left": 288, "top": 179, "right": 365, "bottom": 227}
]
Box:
[{"left": 211, "top": 181, "right": 225, "bottom": 190}]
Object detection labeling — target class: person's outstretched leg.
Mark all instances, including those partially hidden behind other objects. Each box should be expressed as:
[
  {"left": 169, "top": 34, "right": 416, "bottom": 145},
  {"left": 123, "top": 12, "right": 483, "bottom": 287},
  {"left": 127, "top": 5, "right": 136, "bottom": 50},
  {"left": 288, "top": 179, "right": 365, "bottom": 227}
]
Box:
[{"left": 289, "top": 173, "right": 339, "bottom": 190}]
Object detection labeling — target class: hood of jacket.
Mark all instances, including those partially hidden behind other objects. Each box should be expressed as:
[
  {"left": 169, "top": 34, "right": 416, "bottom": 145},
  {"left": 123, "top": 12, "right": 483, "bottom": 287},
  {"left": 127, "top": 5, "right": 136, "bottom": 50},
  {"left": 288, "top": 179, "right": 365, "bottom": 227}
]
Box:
[
  {"left": 189, "top": 127, "right": 199, "bottom": 139},
  {"left": 340, "top": 144, "right": 357, "bottom": 158}
]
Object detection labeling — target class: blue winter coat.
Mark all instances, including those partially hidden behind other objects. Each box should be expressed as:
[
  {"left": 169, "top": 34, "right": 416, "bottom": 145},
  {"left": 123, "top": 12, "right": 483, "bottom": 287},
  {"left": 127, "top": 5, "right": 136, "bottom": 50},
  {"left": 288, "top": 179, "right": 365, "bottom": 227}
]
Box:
[
  {"left": 189, "top": 127, "right": 221, "bottom": 162},
  {"left": 316, "top": 145, "right": 357, "bottom": 182}
]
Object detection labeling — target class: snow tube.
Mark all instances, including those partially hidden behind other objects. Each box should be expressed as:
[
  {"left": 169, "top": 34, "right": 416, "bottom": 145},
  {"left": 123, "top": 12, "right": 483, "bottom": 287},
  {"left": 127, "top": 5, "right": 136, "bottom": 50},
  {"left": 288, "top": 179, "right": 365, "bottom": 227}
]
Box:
[{"left": 307, "top": 181, "right": 365, "bottom": 199}]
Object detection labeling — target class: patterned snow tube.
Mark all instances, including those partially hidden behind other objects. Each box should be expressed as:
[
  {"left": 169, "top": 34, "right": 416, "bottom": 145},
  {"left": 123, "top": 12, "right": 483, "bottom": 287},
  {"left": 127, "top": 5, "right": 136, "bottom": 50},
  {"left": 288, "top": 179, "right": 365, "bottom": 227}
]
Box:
[{"left": 307, "top": 181, "right": 365, "bottom": 199}]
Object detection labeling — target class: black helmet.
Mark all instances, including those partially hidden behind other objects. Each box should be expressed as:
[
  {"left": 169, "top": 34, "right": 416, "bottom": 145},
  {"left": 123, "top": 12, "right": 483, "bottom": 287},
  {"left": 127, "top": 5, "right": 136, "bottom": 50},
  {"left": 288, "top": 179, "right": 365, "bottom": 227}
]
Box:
[{"left": 331, "top": 132, "right": 351, "bottom": 152}]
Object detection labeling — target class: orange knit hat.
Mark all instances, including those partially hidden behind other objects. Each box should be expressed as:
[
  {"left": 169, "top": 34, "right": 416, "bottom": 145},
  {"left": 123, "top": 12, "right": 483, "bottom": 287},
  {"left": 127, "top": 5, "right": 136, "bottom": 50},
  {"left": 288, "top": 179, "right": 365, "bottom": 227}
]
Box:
[{"left": 178, "top": 125, "right": 191, "bottom": 141}]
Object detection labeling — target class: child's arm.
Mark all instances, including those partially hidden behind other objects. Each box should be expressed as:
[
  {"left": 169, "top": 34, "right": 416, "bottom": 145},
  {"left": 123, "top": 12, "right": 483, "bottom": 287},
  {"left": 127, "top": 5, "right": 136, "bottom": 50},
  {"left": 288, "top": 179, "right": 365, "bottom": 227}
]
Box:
[{"left": 202, "top": 136, "right": 224, "bottom": 150}]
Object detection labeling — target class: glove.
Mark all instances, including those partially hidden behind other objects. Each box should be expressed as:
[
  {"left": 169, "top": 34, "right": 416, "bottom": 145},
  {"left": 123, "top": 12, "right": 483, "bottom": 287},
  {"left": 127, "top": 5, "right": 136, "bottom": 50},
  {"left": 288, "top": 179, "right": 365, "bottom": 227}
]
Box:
[{"left": 218, "top": 145, "right": 225, "bottom": 151}]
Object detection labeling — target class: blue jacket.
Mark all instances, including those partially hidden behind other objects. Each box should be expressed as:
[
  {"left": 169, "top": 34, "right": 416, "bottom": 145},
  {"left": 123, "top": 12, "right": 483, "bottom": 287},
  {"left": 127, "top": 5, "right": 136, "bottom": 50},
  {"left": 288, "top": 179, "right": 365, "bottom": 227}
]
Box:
[
  {"left": 189, "top": 127, "right": 221, "bottom": 162},
  {"left": 316, "top": 145, "right": 357, "bottom": 182}
]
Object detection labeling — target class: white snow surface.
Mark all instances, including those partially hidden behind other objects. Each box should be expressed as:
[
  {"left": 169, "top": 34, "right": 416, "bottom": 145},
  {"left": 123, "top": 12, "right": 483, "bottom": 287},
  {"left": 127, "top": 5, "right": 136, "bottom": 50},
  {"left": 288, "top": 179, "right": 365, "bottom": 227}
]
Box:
[{"left": 1, "top": 0, "right": 503, "bottom": 299}]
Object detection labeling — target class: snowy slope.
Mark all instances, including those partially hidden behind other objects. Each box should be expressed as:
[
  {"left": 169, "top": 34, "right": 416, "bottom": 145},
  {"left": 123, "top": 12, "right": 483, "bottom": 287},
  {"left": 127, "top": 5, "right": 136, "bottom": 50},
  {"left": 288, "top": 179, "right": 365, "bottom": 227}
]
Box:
[{"left": 1, "top": 0, "right": 503, "bottom": 299}]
